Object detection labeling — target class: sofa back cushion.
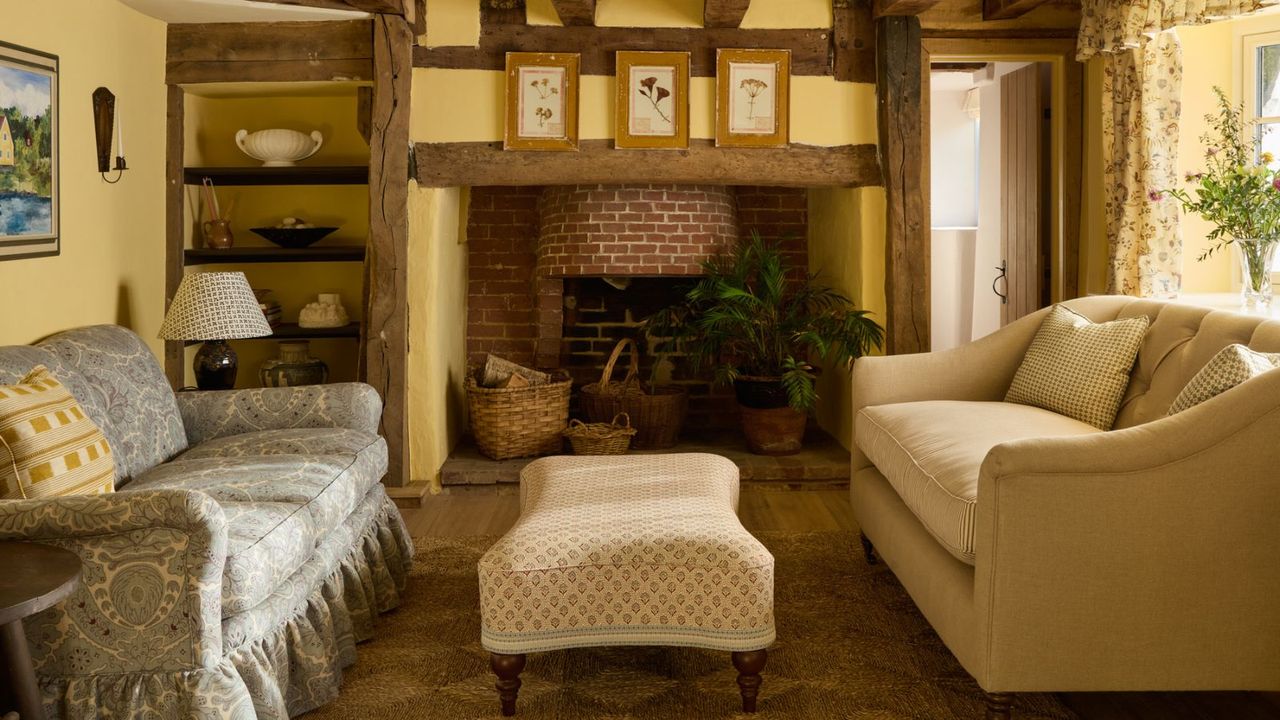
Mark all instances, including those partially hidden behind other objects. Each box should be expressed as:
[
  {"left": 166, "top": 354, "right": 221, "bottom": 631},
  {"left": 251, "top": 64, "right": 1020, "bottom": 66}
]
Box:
[
  {"left": 1064, "top": 298, "right": 1280, "bottom": 429},
  {"left": 0, "top": 326, "right": 188, "bottom": 486}
]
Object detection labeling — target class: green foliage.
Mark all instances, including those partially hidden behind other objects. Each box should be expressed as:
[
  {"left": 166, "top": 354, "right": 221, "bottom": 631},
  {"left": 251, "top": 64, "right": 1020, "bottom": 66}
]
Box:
[
  {"left": 1160, "top": 87, "right": 1280, "bottom": 261},
  {"left": 644, "top": 232, "right": 884, "bottom": 412},
  {"left": 0, "top": 106, "right": 53, "bottom": 198}
]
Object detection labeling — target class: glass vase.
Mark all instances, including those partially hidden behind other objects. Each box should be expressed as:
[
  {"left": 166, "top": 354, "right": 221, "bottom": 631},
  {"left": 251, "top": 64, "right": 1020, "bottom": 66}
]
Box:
[{"left": 1236, "top": 238, "right": 1278, "bottom": 310}]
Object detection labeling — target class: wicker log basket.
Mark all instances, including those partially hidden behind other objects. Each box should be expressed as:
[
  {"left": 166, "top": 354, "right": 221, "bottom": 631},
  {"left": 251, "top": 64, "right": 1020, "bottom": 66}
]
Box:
[
  {"left": 579, "top": 339, "right": 687, "bottom": 450},
  {"left": 466, "top": 368, "right": 571, "bottom": 460},
  {"left": 562, "top": 413, "right": 636, "bottom": 455}
]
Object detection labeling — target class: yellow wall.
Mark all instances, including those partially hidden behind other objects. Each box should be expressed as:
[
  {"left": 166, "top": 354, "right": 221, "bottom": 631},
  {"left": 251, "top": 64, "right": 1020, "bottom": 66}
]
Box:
[
  {"left": 808, "top": 187, "right": 886, "bottom": 448},
  {"left": 408, "top": 184, "right": 468, "bottom": 486},
  {"left": 182, "top": 91, "right": 369, "bottom": 388},
  {"left": 0, "top": 1, "right": 167, "bottom": 352}
]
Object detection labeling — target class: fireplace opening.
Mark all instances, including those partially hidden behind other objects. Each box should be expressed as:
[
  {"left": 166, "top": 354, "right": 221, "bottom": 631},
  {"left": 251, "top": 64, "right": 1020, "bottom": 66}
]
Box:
[{"left": 465, "top": 183, "right": 809, "bottom": 434}]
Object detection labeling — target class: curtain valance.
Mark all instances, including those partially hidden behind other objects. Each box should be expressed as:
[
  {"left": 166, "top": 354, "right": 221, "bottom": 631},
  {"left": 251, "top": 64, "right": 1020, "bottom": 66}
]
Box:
[{"left": 1078, "top": 0, "right": 1277, "bottom": 60}]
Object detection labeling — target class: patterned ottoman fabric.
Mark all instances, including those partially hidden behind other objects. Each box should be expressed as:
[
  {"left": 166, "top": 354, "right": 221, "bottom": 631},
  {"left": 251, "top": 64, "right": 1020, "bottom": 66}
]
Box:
[{"left": 478, "top": 453, "right": 776, "bottom": 655}]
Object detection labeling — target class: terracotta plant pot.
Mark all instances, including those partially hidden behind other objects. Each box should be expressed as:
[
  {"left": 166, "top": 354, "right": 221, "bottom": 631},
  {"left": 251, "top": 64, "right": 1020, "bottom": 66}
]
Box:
[{"left": 737, "top": 404, "right": 806, "bottom": 456}]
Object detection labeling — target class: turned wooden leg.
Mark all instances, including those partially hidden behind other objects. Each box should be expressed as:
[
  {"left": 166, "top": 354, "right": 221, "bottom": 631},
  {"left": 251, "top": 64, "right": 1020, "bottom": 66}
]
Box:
[
  {"left": 490, "top": 653, "right": 526, "bottom": 717},
  {"left": 984, "top": 691, "right": 1013, "bottom": 719},
  {"left": 1, "top": 619, "right": 45, "bottom": 720},
  {"left": 859, "top": 532, "right": 878, "bottom": 565},
  {"left": 731, "top": 649, "right": 767, "bottom": 713}
]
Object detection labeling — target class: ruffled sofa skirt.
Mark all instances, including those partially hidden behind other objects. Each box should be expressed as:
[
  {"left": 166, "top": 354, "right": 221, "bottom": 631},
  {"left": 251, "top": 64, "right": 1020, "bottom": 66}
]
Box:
[{"left": 42, "top": 486, "right": 414, "bottom": 720}]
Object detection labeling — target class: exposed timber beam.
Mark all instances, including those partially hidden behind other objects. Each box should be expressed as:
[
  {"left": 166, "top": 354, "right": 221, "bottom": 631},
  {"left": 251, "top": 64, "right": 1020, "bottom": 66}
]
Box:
[
  {"left": 877, "top": 14, "right": 929, "bottom": 354},
  {"left": 251, "top": 0, "right": 406, "bottom": 15},
  {"left": 982, "top": 0, "right": 1053, "bottom": 20},
  {"left": 551, "top": 0, "right": 596, "bottom": 25},
  {"left": 166, "top": 20, "right": 374, "bottom": 84},
  {"left": 873, "top": 0, "right": 942, "bottom": 16},
  {"left": 414, "top": 140, "right": 882, "bottom": 188},
  {"left": 414, "top": 26, "right": 837, "bottom": 77},
  {"left": 704, "top": 0, "right": 752, "bottom": 28}
]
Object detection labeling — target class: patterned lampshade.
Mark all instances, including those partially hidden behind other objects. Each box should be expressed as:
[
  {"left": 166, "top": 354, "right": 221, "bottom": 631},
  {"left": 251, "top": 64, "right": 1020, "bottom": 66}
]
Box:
[{"left": 158, "top": 272, "right": 273, "bottom": 341}]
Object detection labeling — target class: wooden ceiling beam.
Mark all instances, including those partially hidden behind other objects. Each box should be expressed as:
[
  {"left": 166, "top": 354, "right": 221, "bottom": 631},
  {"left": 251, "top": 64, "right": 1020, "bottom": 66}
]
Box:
[
  {"left": 551, "top": 0, "right": 597, "bottom": 25},
  {"left": 704, "top": 0, "right": 752, "bottom": 28},
  {"left": 873, "top": 0, "right": 942, "bottom": 16},
  {"left": 251, "top": 0, "right": 407, "bottom": 15},
  {"left": 982, "top": 0, "right": 1053, "bottom": 20}
]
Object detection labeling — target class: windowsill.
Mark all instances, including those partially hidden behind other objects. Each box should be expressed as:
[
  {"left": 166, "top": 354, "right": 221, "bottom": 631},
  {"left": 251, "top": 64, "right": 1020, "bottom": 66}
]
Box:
[{"left": 1173, "top": 292, "right": 1280, "bottom": 319}]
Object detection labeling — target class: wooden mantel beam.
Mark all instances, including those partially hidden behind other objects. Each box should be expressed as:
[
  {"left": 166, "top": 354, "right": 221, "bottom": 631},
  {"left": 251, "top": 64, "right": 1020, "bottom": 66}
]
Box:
[
  {"left": 551, "top": 0, "right": 597, "bottom": 25},
  {"left": 704, "top": 0, "right": 752, "bottom": 28},
  {"left": 252, "top": 0, "right": 407, "bottom": 15},
  {"left": 982, "top": 0, "right": 1053, "bottom": 20},
  {"left": 414, "top": 140, "right": 882, "bottom": 189},
  {"left": 873, "top": 0, "right": 942, "bottom": 16}
]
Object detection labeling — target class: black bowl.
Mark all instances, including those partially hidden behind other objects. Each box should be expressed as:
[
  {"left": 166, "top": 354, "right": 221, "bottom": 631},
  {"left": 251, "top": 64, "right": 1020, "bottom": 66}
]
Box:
[{"left": 250, "top": 226, "right": 339, "bottom": 249}]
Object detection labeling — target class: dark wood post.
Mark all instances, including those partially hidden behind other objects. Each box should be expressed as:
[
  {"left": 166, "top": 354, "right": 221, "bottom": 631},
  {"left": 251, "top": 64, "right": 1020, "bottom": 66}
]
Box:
[
  {"left": 876, "top": 14, "right": 929, "bottom": 355},
  {"left": 984, "top": 691, "right": 1013, "bottom": 719},
  {"left": 490, "top": 652, "right": 527, "bottom": 717},
  {"left": 365, "top": 14, "right": 412, "bottom": 487},
  {"left": 731, "top": 649, "right": 768, "bottom": 713}
]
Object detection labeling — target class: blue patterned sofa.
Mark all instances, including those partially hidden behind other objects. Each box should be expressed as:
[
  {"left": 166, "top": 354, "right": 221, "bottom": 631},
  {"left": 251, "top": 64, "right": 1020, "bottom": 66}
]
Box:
[{"left": 0, "top": 326, "right": 413, "bottom": 719}]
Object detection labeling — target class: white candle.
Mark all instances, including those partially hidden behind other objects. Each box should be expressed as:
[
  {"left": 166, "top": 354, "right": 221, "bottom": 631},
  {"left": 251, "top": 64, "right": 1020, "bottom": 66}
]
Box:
[{"left": 116, "top": 99, "right": 124, "bottom": 158}]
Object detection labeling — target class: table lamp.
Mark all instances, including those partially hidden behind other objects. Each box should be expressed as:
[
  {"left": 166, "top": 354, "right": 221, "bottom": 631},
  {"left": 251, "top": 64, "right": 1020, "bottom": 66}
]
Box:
[{"left": 159, "top": 271, "right": 272, "bottom": 390}]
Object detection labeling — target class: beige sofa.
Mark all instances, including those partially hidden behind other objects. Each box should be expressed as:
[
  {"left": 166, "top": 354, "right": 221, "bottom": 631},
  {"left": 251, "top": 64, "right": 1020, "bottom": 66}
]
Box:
[{"left": 850, "top": 296, "right": 1280, "bottom": 717}]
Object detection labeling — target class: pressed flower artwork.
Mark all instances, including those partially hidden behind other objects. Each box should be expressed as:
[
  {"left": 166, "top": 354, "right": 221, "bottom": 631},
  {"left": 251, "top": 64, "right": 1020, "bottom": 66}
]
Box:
[
  {"left": 615, "top": 51, "right": 689, "bottom": 149},
  {"left": 505, "top": 52, "right": 579, "bottom": 151},
  {"left": 716, "top": 49, "right": 789, "bottom": 148}
]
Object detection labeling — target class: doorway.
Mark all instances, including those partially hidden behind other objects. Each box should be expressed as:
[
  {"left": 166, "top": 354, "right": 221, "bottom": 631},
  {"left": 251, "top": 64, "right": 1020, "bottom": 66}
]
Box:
[{"left": 922, "top": 40, "right": 1083, "bottom": 352}]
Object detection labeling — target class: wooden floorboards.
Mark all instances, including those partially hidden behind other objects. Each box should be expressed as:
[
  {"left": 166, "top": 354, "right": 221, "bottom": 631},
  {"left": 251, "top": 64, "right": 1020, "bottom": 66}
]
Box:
[{"left": 398, "top": 487, "right": 1280, "bottom": 720}]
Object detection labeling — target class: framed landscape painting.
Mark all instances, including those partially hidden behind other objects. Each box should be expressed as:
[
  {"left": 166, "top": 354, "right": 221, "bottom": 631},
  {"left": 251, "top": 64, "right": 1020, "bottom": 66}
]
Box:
[
  {"left": 0, "top": 41, "right": 57, "bottom": 261},
  {"left": 716, "top": 49, "right": 790, "bottom": 148},
  {"left": 615, "top": 51, "right": 689, "bottom": 149},
  {"left": 504, "top": 52, "right": 579, "bottom": 151}
]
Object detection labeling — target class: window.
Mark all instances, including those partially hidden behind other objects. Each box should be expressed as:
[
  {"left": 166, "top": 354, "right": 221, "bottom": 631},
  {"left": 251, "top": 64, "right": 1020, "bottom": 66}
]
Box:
[{"left": 1242, "top": 30, "right": 1280, "bottom": 279}]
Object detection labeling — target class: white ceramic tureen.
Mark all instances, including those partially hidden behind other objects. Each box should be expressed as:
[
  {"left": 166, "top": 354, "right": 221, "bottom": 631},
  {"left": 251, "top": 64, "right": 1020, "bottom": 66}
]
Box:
[{"left": 235, "top": 129, "right": 324, "bottom": 167}]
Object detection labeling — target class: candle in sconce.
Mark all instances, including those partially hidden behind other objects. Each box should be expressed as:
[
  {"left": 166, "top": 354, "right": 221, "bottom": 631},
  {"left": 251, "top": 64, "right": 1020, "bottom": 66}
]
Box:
[{"left": 115, "top": 99, "right": 124, "bottom": 159}]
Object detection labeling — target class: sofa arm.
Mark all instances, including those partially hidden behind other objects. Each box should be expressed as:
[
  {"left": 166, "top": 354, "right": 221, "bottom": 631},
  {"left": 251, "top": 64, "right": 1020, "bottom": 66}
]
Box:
[
  {"left": 0, "top": 489, "right": 227, "bottom": 674},
  {"left": 970, "top": 370, "right": 1280, "bottom": 690},
  {"left": 177, "top": 382, "right": 383, "bottom": 446}
]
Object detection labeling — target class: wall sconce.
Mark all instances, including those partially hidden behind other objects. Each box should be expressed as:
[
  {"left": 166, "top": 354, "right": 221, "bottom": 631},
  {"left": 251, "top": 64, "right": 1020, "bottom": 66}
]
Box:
[{"left": 92, "top": 87, "right": 126, "bottom": 183}]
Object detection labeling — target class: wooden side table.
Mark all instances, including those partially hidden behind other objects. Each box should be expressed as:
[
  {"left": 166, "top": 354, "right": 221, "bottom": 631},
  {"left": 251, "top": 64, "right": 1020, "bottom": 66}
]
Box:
[{"left": 0, "top": 542, "right": 80, "bottom": 720}]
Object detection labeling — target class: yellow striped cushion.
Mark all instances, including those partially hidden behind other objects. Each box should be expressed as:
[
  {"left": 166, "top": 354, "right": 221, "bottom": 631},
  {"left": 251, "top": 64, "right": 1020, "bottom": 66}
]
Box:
[{"left": 0, "top": 366, "right": 114, "bottom": 499}]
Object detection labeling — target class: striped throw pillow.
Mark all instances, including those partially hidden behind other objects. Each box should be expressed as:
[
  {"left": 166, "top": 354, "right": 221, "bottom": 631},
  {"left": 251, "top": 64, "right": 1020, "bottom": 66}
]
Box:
[
  {"left": 0, "top": 365, "right": 114, "bottom": 500},
  {"left": 1005, "top": 305, "right": 1149, "bottom": 430},
  {"left": 1168, "top": 344, "right": 1280, "bottom": 415}
]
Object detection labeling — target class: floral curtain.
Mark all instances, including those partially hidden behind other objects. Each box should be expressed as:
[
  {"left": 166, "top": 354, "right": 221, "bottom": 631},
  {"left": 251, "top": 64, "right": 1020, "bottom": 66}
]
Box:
[{"left": 1077, "top": 0, "right": 1277, "bottom": 297}]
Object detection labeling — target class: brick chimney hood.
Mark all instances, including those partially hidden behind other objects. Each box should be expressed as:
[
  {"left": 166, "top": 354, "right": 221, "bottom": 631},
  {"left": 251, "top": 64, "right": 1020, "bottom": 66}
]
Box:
[{"left": 537, "top": 184, "right": 738, "bottom": 277}]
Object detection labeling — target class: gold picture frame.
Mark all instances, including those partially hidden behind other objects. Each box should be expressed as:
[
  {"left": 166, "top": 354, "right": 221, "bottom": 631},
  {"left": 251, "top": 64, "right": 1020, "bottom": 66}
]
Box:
[
  {"left": 615, "top": 51, "right": 690, "bottom": 150},
  {"left": 715, "top": 48, "right": 790, "bottom": 148},
  {"left": 504, "top": 52, "right": 579, "bottom": 151}
]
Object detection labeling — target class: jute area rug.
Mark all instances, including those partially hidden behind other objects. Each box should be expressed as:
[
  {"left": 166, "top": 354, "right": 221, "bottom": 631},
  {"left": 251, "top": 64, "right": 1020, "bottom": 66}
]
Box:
[{"left": 305, "top": 532, "right": 1076, "bottom": 719}]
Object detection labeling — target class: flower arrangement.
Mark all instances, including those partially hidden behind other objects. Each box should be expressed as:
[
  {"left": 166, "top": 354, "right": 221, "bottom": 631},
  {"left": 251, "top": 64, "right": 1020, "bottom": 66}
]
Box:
[{"left": 1158, "top": 87, "right": 1280, "bottom": 304}]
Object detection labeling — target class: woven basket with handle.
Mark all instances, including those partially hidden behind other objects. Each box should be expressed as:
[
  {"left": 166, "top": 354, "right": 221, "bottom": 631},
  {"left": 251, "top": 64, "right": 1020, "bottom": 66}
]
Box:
[
  {"left": 466, "top": 370, "right": 571, "bottom": 460},
  {"left": 579, "top": 338, "right": 687, "bottom": 450},
  {"left": 562, "top": 413, "right": 636, "bottom": 455}
]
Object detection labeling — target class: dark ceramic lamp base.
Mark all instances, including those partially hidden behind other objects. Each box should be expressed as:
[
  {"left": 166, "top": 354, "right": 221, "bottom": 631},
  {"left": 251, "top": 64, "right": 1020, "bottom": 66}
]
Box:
[{"left": 194, "top": 339, "right": 238, "bottom": 390}]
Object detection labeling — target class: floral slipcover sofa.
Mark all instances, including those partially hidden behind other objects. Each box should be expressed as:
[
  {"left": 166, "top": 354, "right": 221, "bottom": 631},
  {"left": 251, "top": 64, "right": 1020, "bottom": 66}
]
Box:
[{"left": 0, "top": 326, "right": 413, "bottom": 719}]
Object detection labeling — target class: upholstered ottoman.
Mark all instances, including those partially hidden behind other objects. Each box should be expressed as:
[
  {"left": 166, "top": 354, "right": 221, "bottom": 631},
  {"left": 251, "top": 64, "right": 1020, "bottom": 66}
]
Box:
[{"left": 478, "top": 453, "right": 776, "bottom": 715}]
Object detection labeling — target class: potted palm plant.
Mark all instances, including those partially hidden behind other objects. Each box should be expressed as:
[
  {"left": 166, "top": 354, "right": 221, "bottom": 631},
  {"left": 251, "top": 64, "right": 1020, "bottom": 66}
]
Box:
[{"left": 646, "top": 233, "right": 884, "bottom": 455}]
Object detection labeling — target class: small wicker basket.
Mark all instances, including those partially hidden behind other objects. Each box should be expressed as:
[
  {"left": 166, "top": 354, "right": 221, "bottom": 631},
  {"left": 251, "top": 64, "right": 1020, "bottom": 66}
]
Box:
[
  {"left": 562, "top": 413, "right": 636, "bottom": 455},
  {"left": 579, "top": 339, "right": 688, "bottom": 449}
]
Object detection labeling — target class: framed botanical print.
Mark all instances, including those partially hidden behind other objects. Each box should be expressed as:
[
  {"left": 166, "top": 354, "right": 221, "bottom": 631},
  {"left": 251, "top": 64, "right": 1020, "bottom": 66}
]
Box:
[
  {"left": 716, "top": 49, "right": 790, "bottom": 148},
  {"left": 504, "top": 52, "right": 579, "bottom": 151},
  {"left": 0, "top": 41, "right": 58, "bottom": 261},
  {"left": 615, "top": 51, "right": 689, "bottom": 150}
]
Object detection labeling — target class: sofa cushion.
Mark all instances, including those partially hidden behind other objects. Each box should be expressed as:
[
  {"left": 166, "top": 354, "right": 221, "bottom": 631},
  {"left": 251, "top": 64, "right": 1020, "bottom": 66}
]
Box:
[
  {"left": 1006, "top": 305, "right": 1149, "bottom": 429},
  {"left": 1167, "top": 344, "right": 1280, "bottom": 415},
  {"left": 221, "top": 501, "right": 317, "bottom": 615},
  {"left": 0, "top": 366, "right": 115, "bottom": 499},
  {"left": 855, "top": 400, "right": 1100, "bottom": 564},
  {"left": 178, "top": 427, "right": 380, "bottom": 461},
  {"left": 129, "top": 433, "right": 387, "bottom": 538}
]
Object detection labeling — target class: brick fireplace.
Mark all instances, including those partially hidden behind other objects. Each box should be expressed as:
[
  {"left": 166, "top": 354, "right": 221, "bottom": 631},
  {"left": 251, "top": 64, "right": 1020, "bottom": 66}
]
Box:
[{"left": 466, "top": 184, "right": 808, "bottom": 430}]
